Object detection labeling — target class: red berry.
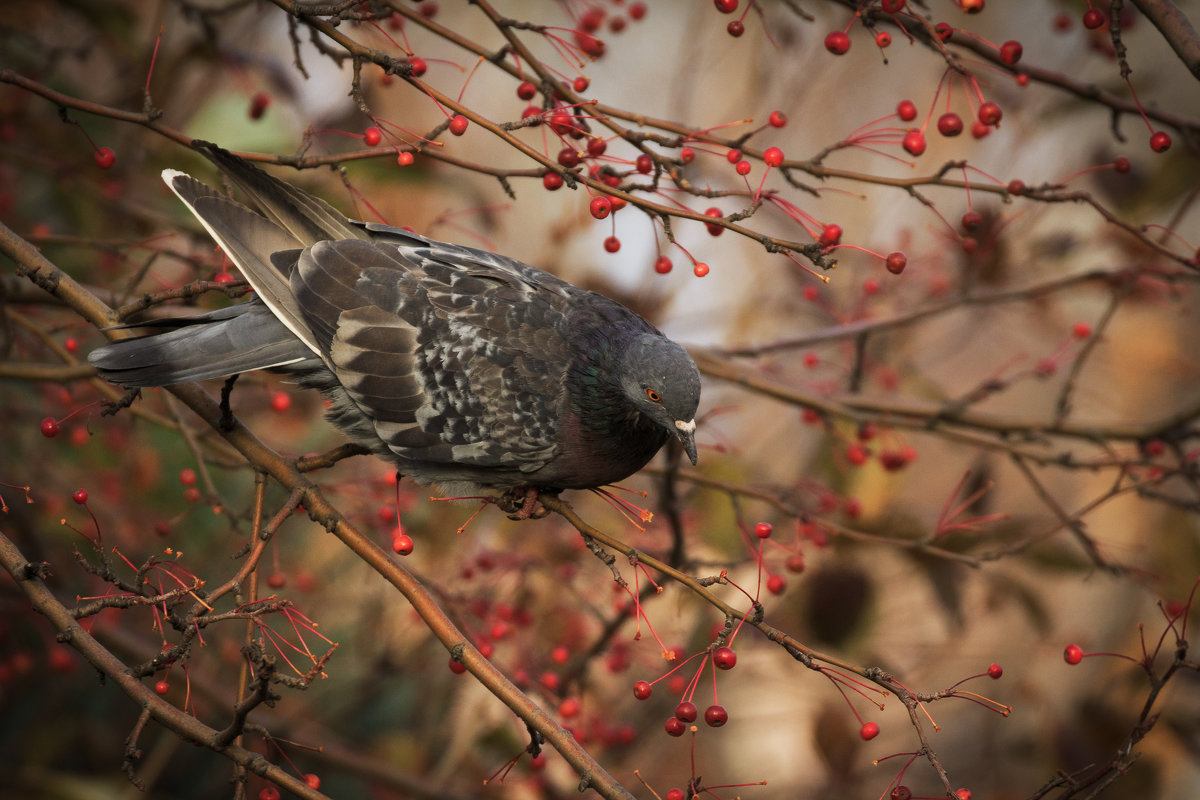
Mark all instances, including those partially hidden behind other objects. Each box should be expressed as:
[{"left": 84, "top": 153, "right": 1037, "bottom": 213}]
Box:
[
  {"left": 680, "top": 147, "right": 695, "bottom": 163},
  {"left": 970, "top": 121, "right": 991, "bottom": 139},
  {"left": 543, "top": 172, "right": 564, "bottom": 190},
  {"left": 94, "top": 147, "right": 116, "bottom": 169},
  {"left": 735, "top": 159, "right": 751, "bottom": 175},
  {"left": 363, "top": 127, "right": 382, "bottom": 146},
  {"left": 693, "top": 262, "right": 710, "bottom": 278},
  {"left": 448, "top": 115, "right": 469, "bottom": 136},
  {"left": 763, "top": 146, "right": 784, "bottom": 167},
  {"left": 573, "top": 31, "right": 605, "bottom": 58},
  {"left": 766, "top": 574, "right": 786, "bottom": 594},
  {"left": 987, "top": 663, "right": 1003, "bottom": 679},
  {"left": 727, "top": 20, "right": 745, "bottom": 37},
  {"left": 549, "top": 111, "right": 574, "bottom": 136},
  {"left": 881, "top": 0, "right": 906, "bottom": 11},
  {"left": 516, "top": 81, "right": 537, "bottom": 100},
  {"left": 891, "top": 787, "right": 913, "bottom": 800},
  {"left": 154, "top": 680, "right": 170, "bottom": 695},
  {"left": 654, "top": 256, "right": 673, "bottom": 274},
  {"left": 303, "top": 774, "right": 320, "bottom": 790},
  {"left": 704, "top": 705, "right": 729, "bottom": 727},
  {"left": 846, "top": 444, "right": 869, "bottom": 466},
  {"left": 587, "top": 138, "right": 608, "bottom": 158},
  {"left": 558, "top": 697, "right": 581, "bottom": 718},
  {"left": 633, "top": 680, "right": 652, "bottom": 700},
  {"left": 179, "top": 468, "right": 197, "bottom": 486},
  {"left": 961, "top": 211, "right": 983, "bottom": 232},
  {"left": 449, "top": 657, "right": 467, "bottom": 674},
  {"left": 629, "top": 2, "right": 647, "bottom": 21},
  {"left": 407, "top": 56, "right": 427, "bottom": 77},
  {"left": 935, "top": 22, "right": 954, "bottom": 41},
  {"left": 1083, "top": 9, "right": 1106, "bottom": 29},
  {"left": 768, "top": 110, "right": 788, "bottom": 128},
  {"left": 603, "top": 236, "right": 621, "bottom": 253},
  {"left": 580, "top": 8, "right": 604, "bottom": 31},
  {"left": 674, "top": 701, "right": 698, "bottom": 722},
  {"left": 666, "top": 790, "right": 685, "bottom": 800},
  {"left": 713, "top": 646, "right": 738, "bottom": 669},
  {"left": 785, "top": 551, "right": 806, "bottom": 573},
  {"left": 72, "top": 489, "right": 88, "bottom": 505},
  {"left": 635, "top": 154, "right": 653, "bottom": 173},
  {"left": 825, "top": 31, "right": 850, "bottom": 55},
  {"left": 937, "top": 112, "right": 964, "bottom": 137},
  {"left": 819, "top": 223, "right": 842, "bottom": 246},
  {"left": 704, "top": 207, "right": 724, "bottom": 236},
  {"left": 896, "top": 99, "right": 917, "bottom": 121},
  {"left": 397, "top": 151, "right": 415, "bottom": 167},
  {"left": 664, "top": 717, "right": 686, "bottom": 736},
  {"left": 885, "top": 251, "right": 907, "bottom": 274},
  {"left": 259, "top": 788, "right": 281, "bottom": 800},
  {"left": 754, "top": 522, "right": 773, "bottom": 539},
  {"left": 902, "top": 130, "right": 926, "bottom": 156},
  {"left": 978, "top": 102, "right": 1002, "bottom": 126},
  {"left": 860, "top": 721, "right": 880, "bottom": 740},
  {"left": 1114, "top": 156, "right": 1131, "bottom": 173},
  {"left": 725, "top": 148, "right": 742, "bottom": 164},
  {"left": 558, "top": 147, "right": 581, "bottom": 168},
  {"left": 876, "top": 31, "right": 892, "bottom": 48},
  {"left": 248, "top": 92, "right": 271, "bottom": 120},
  {"left": 955, "top": 790, "right": 972, "bottom": 800},
  {"left": 1007, "top": 179, "right": 1026, "bottom": 195},
  {"left": 573, "top": 76, "right": 590, "bottom": 93},
  {"left": 880, "top": 449, "right": 911, "bottom": 471},
  {"left": 266, "top": 572, "right": 286, "bottom": 589},
  {"left": 714, "top": 0, "right": 738, "bottom": 13},
  {"left": 1150, "top": 131, "right": 1172, "bottom": 153},
  {"left": 999, "top": 40, "right": 1023, "bottom": 66},
  {"left": 1064, "top": 644, "right": 1083, "bottom": 664},
  {"left": 960, "top": 0, "right": 984, "bottom": 12},
  {"left": 589, "top": 196, "right": 612, "bottom": 219},
  {"left": 1072, "top": 322, "right": 1092, "bottom": 339},
  {"left": 392, "top": 533, "right": 414, "bottom": 555},
  {"left": 40, "top": 417, "right": 60, "bottom": 438}
]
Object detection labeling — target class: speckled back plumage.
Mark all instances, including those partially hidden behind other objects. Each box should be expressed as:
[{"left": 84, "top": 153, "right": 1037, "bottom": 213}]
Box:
[{"left": 88, "top": 142, "right": 701, "bottom": 493}]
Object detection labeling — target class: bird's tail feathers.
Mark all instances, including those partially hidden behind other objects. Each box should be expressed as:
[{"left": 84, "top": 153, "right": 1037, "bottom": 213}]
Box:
[
  {"left": 162, "top": 169, "right": 321, "bottom": 356},
  {"left": 190, "top": 141, "right": 364, "bottom": 246},
  {"left": 87, "top": 303, "right": 315, "bottom": 387}
]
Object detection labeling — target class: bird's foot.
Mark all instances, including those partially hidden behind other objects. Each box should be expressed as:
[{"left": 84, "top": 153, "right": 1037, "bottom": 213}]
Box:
[
  {"left": 219, "top": 375, "right": 239, "bottom": 431},
  {"left": 497, "top": 486, "right": 550, "bottom": 520}
]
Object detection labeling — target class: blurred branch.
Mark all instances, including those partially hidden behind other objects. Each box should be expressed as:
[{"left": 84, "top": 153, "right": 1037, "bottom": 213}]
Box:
[
  {"left": 0, "top": 534, "right": 327, "bottom": 800},
  {"left": 1130, "top": 0, "right": 1200, "bottom": 80}
]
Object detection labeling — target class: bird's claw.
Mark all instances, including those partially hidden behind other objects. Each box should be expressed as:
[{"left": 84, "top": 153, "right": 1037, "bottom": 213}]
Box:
[{"left": 498, "top": 487, "right": 550, "bottom": 520}]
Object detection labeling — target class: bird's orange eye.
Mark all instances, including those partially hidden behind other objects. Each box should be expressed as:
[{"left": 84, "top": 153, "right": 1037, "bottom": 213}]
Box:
[{"left": 646, "top": 388, "right": 662, "bottom": 403}]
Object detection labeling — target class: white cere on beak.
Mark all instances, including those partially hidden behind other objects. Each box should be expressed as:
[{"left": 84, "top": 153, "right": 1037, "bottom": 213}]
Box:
[{"left": 674, "top": 419, "right": 696, "bottom": 435}]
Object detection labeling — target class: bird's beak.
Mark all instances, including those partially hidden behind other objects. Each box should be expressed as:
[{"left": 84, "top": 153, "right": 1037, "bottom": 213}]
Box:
[{"left": 674, "top": 418, "right": 698, "bottom": 465}]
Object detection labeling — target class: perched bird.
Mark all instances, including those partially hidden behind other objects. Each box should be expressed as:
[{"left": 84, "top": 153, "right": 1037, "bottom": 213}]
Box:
[{"left": 89, "top": 142, "right": 700, "bottom": 514}]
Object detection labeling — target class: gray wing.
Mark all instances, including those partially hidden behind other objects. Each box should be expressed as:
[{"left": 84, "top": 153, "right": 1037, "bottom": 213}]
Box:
[{"left": 293, "top": 232, "right": 575, "bottom": 472}]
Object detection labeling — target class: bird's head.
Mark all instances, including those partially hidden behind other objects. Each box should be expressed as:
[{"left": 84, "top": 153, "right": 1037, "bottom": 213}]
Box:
[{"left": 618, "top": 333, "right": 702, "bottom": 464}]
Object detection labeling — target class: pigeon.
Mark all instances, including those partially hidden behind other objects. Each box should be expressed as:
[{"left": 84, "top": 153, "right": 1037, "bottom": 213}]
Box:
[{"left": 88, "top": 142, "right": 701, "bottom": 512}]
